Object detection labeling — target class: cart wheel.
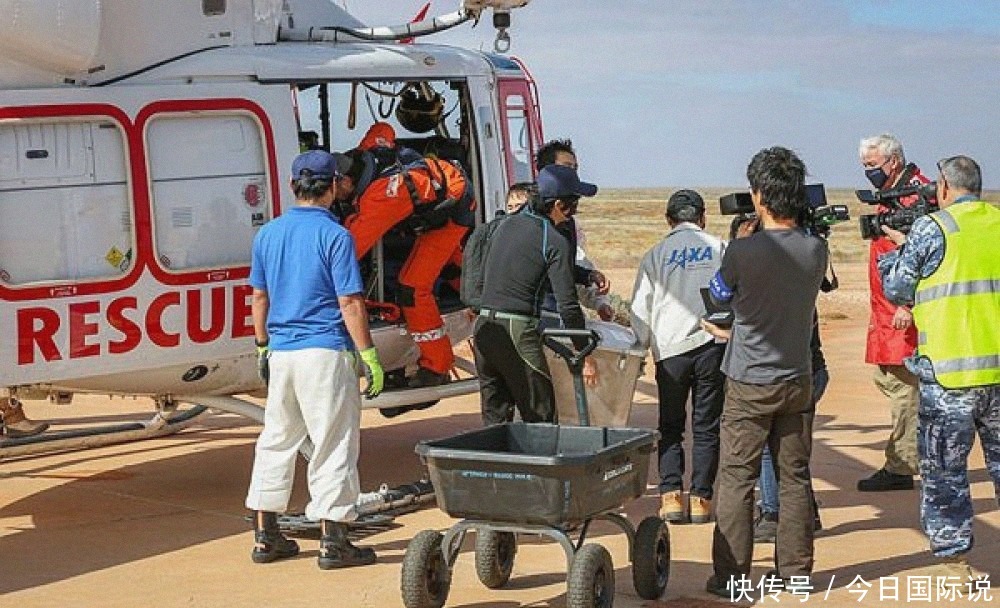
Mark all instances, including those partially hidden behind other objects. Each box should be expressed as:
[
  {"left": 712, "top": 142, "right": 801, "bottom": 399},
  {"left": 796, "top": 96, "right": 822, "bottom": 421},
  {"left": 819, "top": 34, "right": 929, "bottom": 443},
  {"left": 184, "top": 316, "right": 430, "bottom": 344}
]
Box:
[
  {"left": 475, "top": 530, "right": 517, "bottom": 589},
  {"left": 567, "top": 544, "right": 615, "bottom": 608},
  {"left": 401, "top": 530, "right": 452, "bottom": 608},
  {"left": 632, "top": 516, "right": 670, "bottom": 599}
]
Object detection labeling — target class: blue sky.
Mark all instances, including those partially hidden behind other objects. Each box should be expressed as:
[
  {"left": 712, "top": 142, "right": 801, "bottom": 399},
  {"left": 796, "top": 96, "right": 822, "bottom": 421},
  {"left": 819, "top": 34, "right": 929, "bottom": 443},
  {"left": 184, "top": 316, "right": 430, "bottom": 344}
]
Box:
[{"left": 342, "top": 1, "right": 1000, "bottom": 188}]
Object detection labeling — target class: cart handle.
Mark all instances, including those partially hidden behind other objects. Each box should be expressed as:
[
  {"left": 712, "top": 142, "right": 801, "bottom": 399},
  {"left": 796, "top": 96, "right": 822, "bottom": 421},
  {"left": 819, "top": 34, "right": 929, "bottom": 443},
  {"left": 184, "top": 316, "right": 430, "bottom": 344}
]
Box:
[{"left": 542, "top": 328, "right": 601, "bottom": 365}]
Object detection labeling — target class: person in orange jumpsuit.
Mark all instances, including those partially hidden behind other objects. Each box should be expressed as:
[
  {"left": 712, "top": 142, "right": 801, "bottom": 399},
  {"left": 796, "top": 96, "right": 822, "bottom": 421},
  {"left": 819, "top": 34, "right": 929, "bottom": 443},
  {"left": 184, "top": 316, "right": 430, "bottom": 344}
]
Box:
[{"left": 341, "top": 123, "right": 473, "bottom": 388}]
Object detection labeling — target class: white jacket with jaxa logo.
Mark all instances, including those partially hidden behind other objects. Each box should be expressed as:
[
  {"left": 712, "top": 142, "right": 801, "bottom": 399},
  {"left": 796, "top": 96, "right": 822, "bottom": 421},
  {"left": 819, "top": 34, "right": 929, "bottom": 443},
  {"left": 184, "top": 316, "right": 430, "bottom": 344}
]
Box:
[{"left": 630, "top": 223, "right": 725, "bottom": 361}]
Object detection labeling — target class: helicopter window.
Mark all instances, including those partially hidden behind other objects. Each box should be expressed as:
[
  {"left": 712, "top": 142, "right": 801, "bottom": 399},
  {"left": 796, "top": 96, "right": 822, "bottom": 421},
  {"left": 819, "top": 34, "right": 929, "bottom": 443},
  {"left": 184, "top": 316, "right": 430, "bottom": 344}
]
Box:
[
  {"left": 145, "top": 112, "right": 269, "bottom": 272},
  {"left": 0, "top": 119, "right": 133, "bottom": 286},
  {"left": 202, "top": 0, "right": 226, "bottom": 17},
  {"left": 501, "top": 93, "right": 533, "bottom": 183}
]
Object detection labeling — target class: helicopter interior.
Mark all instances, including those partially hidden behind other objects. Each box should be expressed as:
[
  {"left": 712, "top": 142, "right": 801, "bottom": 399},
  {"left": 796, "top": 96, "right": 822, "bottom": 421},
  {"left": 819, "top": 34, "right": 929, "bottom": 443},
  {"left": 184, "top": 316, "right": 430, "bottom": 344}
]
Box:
[{"left": 294, "top": 79, "right": 480, "bottom": 328}]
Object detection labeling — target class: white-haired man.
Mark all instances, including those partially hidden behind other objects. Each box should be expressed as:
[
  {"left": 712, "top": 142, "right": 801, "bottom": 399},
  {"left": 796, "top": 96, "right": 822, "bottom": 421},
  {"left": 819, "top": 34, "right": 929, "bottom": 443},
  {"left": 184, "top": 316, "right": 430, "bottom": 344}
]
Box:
[{"left": 857, "top": 133, "right": 931, "bottom": 492}]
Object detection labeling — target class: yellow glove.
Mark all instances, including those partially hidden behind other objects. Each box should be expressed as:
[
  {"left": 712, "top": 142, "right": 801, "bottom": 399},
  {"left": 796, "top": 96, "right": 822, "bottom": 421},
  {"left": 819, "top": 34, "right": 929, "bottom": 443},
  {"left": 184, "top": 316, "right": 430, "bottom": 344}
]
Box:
[{"left": 358, "top": 347, "right": 384, "bottom": 399}]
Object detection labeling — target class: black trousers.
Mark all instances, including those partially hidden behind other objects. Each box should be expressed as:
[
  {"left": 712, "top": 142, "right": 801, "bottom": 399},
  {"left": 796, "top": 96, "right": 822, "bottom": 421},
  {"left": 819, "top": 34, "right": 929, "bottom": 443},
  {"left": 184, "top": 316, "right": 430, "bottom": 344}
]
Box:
[
  {"left": 473, "top": 316, "right": 556, "bottom": 425},
  {"left": 655, "top": 341, "right": 725, "bottom": 499}
]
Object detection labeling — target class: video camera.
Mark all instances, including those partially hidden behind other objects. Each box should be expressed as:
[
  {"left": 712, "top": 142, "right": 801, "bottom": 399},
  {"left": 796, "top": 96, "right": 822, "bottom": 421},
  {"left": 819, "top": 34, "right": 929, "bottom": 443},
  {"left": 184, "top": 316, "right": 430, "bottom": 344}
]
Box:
[
  {"left": 719, "top": 184, "right": 850, "bottom": 238},
  {"left": 855, "top": 182, "right": 938, "bottom": 240}
]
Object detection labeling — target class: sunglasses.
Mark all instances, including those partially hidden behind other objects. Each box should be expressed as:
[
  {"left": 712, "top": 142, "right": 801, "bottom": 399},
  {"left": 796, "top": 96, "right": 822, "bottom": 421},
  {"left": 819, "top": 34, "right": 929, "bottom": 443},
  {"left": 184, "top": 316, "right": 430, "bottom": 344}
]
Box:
[{"left": 560, "top": 196, "right": 581, "bottom": 211}]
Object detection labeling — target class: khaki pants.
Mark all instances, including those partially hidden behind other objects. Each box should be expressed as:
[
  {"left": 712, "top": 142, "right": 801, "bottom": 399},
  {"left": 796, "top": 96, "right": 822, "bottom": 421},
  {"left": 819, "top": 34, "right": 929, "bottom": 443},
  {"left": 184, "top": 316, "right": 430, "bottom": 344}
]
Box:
[
  {"left": 712, "top": 376, "right": 814, "bottom": 580},
  {"left": 246, "top": 349, "right": 362, "bottom": 522},
  {"left": 874, "top": 364, "right": 920, "bottom": 476}
]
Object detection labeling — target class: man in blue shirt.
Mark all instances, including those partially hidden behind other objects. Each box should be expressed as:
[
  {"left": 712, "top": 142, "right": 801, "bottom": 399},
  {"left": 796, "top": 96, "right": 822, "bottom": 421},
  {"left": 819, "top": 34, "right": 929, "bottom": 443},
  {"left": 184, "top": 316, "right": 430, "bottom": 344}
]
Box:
[{"left": 245, "top": 150, "right": 385, "bottom": 570}]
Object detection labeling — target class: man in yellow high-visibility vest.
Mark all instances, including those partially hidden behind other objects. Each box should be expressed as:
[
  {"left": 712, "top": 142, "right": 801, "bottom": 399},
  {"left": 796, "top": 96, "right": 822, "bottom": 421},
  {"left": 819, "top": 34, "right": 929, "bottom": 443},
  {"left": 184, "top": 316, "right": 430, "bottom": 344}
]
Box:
[{"left": 878, "top": 155, "right": 999, "bottom": 580}]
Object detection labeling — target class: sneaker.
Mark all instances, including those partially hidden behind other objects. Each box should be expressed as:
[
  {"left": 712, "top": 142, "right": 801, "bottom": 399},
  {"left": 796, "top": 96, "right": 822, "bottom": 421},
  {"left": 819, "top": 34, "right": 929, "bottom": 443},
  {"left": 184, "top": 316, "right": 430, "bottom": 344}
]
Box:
[
  {"left": 857, "top": 468, "right": 914, "bottom": 492},
  {"left": 689, "top": 495, "right": 712, "bottom": 524},
  {"left": 659, "top": 490, "right": 685, "bottom": 523},
  {"left": 754, "top": 511, "right": 779, "bottom": 544}
]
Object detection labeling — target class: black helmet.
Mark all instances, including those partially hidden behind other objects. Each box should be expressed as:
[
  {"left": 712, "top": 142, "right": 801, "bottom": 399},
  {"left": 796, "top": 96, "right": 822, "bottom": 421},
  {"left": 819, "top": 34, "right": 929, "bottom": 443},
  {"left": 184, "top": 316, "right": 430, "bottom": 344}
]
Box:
[{"left": 396, "top": 87, "right": 443, "bottom": 134}]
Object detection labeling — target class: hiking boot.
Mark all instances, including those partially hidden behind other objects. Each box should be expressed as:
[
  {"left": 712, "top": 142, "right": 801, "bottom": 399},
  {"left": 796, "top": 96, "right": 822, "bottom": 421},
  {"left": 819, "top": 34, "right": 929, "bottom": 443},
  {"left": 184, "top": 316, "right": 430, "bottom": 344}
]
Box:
[
  {"left": 0, "top": 398, "right": 49, "bottom": 439},
  {"left": 251, "top": 511, "right": 299, "bottom": 564},
  {"left": 754, "top": 511, "right": 779, "bottom": 543},
  {"left": 659, "top": 490, "right": 685, "bottom": 523},
  {"left": 318, "top": 520, "right": 376, "bottom": 569},
  {"left": 689, "top": 495, "right": 712, "bottom": 524},
  {"left": 406, "top": 367, "right": 451, "bottom": 389},
  {"left": 857, "top": 468, "right": 914, "bottom": 492}
]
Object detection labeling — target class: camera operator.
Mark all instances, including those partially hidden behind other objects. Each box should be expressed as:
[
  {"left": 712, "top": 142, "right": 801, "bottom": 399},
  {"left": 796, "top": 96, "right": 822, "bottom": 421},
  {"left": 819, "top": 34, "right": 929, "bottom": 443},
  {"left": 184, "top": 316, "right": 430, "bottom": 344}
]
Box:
[
  {"left": 877, "top": 155, "right": 999, "bottom": 579},
  {"left": 857, "top": 133, "right": 932, "bottom": 492},
  {"left": 703, "top": 147, "right": 827, "bottom": 596}
]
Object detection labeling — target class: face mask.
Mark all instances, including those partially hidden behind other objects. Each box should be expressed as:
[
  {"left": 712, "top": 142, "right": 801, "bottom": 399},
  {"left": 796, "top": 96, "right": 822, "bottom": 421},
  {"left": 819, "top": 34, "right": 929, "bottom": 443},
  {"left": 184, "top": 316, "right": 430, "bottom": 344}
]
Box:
[{"left": 865, "top": 166, "right": 889, "bottom": 190}]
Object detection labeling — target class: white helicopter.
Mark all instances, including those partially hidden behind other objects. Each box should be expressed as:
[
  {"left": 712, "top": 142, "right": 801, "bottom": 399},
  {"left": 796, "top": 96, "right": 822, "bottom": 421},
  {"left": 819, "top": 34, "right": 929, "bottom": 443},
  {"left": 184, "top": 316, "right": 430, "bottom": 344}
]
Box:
[{"left": 0, "top": 0, "right": 643, "bottom": 461}]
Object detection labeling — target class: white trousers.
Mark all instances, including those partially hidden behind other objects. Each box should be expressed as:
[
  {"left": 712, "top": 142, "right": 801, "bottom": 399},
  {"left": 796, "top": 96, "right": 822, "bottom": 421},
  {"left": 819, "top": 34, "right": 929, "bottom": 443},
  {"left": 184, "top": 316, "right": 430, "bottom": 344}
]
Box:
[{"left": 245, "top": 348, "right": 361, "bottom": 522}]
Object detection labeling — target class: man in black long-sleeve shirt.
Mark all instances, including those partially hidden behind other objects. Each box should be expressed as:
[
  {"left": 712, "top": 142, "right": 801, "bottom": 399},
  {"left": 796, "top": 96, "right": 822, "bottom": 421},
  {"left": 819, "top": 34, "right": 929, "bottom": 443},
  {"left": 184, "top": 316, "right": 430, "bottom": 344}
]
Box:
[{"left": 475, "top": 164, "right": 599, "bottom": 424}]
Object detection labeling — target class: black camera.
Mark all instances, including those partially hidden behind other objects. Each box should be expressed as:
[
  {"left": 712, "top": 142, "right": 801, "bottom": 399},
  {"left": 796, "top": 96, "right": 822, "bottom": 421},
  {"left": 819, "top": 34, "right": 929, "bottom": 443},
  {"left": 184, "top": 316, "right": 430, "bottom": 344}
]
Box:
[
  {"left": 720, "top": 184, "right": 849, "bottom": 238},
  {"left": 856, "top": 182, "right": 938, "bottom": 240}
]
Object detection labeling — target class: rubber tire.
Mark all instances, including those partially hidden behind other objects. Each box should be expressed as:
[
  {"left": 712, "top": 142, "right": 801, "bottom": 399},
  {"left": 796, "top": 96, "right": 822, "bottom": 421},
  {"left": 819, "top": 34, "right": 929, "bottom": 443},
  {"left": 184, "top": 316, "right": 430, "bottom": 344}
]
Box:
[
  {"left": 474, "top": 530, "right": 516, "bottom": 589},
  {"left": 401, "top": 530, "right": 452, "bottom": 608},
  {"left": 632, "top": 516, "right": 670, "bottom": 599},
  {"left": 566, "top": 544, "right": 615, "bottom": 608}
]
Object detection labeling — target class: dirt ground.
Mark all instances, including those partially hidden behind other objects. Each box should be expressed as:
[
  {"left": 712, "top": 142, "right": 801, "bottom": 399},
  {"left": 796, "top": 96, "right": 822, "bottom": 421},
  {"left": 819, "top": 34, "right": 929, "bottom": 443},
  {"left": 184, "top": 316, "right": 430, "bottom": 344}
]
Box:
[{"left": 2, "top": 261, "right": 998, "bottom": 607}]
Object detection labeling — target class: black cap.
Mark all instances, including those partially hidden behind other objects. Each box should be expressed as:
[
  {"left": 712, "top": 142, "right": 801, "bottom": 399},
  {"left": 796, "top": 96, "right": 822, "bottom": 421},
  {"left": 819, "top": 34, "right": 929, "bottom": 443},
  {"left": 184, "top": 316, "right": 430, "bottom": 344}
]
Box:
[{"left": 666, "top": 189, "right": 705, "bottom": 218}]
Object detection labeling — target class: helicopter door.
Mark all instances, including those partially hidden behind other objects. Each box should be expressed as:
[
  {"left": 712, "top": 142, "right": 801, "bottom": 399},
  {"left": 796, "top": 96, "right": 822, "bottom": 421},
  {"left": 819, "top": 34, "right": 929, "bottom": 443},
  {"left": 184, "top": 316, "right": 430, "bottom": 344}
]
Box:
[{"left": 497, "top": 75, "right": 543, "bottom": 186}]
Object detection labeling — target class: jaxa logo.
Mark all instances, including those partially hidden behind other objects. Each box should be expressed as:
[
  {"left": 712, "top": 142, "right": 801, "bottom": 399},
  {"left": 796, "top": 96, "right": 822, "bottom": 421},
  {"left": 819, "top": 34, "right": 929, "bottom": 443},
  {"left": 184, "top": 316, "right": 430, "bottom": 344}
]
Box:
[{"left": 667, "top": 246, "right": 714, "bottom": 269}]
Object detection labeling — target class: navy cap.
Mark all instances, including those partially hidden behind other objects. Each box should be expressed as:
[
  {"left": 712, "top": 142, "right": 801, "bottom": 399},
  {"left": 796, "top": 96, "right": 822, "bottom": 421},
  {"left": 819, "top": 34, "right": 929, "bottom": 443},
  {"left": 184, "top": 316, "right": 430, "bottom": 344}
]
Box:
[
  {"left": 537, "top": 164, "right": 598, "bottom": 200},
  {"left": 291, "top": 150, "right": 341, "bottom": 179},
  {"left": 666, "top": 189, "right": 705, "bottom": 216}
]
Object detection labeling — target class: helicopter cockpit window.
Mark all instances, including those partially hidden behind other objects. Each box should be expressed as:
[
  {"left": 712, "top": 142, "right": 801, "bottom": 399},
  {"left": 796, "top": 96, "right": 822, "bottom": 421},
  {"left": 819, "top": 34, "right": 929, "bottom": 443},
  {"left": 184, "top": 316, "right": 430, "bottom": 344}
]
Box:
[
  {"left": 202, "top": 0, "right": 226, "bottom": 17},
  {"left": 0, "top": 119, "right": 133, "bottom": 286},
  {"left": 502, "top": 93, "right": 532, "bottom": 183},
  {"left": 146, "top": 112, "right": 270, "bottom": 272}
]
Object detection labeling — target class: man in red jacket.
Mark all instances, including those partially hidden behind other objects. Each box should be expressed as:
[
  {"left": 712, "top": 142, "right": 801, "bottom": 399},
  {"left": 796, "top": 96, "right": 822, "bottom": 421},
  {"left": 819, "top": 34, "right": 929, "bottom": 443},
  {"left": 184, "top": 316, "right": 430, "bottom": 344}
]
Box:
[{"left": 857, "top": 133, "right": 930, "bottom": 491}]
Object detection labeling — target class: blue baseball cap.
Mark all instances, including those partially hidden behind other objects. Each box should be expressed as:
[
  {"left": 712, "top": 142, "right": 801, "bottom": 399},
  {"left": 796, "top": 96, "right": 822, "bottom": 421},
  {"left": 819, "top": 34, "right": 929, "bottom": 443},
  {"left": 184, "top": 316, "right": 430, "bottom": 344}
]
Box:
[
  {"left": 537, "top": 164, "right": 598, "bottom": 200},
  {"left": 291, "top": 150, "right": 345, "bottom": 179}
]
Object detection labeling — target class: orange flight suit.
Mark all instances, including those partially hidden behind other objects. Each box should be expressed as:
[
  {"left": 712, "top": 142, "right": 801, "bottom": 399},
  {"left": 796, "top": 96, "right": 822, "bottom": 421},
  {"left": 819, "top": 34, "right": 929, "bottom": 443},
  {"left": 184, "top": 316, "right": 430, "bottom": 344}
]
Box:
[{"left": 346, "top": 157, "right": 470, "bottom": 375}]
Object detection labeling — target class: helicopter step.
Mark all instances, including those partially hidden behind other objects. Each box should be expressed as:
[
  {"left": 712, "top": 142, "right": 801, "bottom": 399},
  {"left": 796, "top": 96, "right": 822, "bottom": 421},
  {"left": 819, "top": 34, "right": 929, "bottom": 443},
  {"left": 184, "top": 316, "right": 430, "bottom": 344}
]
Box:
[{"left": 242, "top": 479, "right": 437, "bottom": 537}]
